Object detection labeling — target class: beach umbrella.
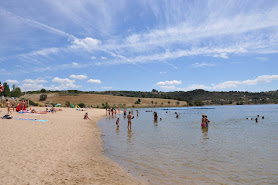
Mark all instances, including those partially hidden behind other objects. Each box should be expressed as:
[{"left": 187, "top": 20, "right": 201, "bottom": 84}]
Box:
[
  {"left": 55, "top": 103, "right": 61, "bottom": 107},
  {"left": 0, "top": 83, "right": 4, "bottom": 92}
]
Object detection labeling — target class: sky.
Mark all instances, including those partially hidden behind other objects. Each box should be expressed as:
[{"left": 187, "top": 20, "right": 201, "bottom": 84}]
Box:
[{"left": 1, "top": 0, "right": 278, "bottom": 92}]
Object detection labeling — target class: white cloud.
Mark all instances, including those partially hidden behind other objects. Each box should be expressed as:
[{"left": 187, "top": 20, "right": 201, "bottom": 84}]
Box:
[
  {"left": 20, "top": 78, "right": 48, "bottom": 91},
  {"left": 22, "top": 79, "right": 47, "bottom": 84},
  {"left": 213, "top": 53, "right": 229, "bottom": 59},
  {"left": 156, "top": 80, "right": 182, "bottom": 86},
  {"left": 91, "top": 56, "right": 96, "bottom": 60},
  {"left": 88, "top": 79, "right": 102, "bottom": 84},
  {"left": 192, "top": 62, "right": 216, "bottom": 67},
  {"left": 6, "top": 79, "right": 19, "bottom": 84},
  {"left": 71, "top": 37, "right": 102, "bottom": 50},
  {"left": 72, "top": 62, "right": 79, "bottom": 67},
  {"left": 20, "top": 83, "right": 45, "bottom": 92},
  {"left": 160, "top": 86, "right": 176, "bottom": 90},
  {"left": 70, "top": 74, "right": 88, "bottom": 80},
  {"left": 101, "top": 56, "right": 107, "bottom": 60},
  {"left": 255, "top": 57, "right": 268, "bottom": 61},
  {"left": 101, "top": 86, "right": 112, "bottom": 90},
  {"left": 52, "top": 77, "right": 79, "bottom": 89},
  {"left": 180, "top": 75, "right": 278, "bottom": 91}
]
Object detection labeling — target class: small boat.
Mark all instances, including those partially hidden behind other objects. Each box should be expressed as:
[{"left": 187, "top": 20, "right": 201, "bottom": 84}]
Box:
[{"left": 145, "top": 110, "right": 152, "bottom": 112}]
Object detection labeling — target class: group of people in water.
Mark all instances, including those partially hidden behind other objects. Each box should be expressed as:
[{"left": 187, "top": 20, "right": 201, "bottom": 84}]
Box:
[
  {"left": 246, "top": 115, "right": 264, "bottom": 122},
  {"left": 100, "top": 108, "right": 212, "bottom": 130}
]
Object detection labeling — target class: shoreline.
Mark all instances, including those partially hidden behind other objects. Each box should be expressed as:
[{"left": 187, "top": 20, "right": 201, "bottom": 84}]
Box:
[{"left": 0, "top": 107, "right": 144, "bottom": 185}]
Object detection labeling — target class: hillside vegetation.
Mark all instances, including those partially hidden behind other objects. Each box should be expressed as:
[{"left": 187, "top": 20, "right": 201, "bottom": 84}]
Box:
[
  {"left": 21, "top": 88, "right": 278, "bottom": 107},
  {"left": 22, "top": 93, "right": 186, "bottom": 108}
]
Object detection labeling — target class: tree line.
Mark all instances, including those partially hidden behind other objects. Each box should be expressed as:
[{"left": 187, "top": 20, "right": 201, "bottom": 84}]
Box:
[{"left": 0, "top": 82, "right": 22, "bottom": 98}]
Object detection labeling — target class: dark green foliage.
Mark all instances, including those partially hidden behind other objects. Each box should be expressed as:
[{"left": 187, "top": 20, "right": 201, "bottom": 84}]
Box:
[
  {"left": 40, "top": 94, "right": 47, "bottom": 101},
  {"left": 65, "top": 101, "right": 71, "bottom": 107},
  {"left": 78, "top": 103, "right": 86, "bottom": 108},
  {"left": 193, "top": 100, "right": 204, "bottom": 106},
  {"left": 29, "top": 99, "right": 39, "bottom": 106},
  {"left": 1, "top": 82, "right": 11, "bottom": 97},
  {"left": 41, "top": 88, "right": 46, "bottom": 93},
  {"left": 11, "top": 84, "right": 22, "bottom": 97},
  {"left": 102, "top": 101, "right": 110, "bottom": 109}
]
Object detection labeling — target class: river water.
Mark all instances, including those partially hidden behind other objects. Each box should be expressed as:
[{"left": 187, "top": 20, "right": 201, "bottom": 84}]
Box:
[{"left": 98, "top": 105, "right": 278, "bottom": 184}]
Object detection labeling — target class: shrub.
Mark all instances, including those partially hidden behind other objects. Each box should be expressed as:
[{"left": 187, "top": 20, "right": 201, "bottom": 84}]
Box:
[
  {"left": 40, "top": 94, "right": 47, "bottom": 101},
  {"left": 29, "top": 100, "right": 39, "bottom": 106},
  {"left": 65, "top": 101, "right": 71, "bottom": 107},
  {"left": 78, "top": 103, "right": 86, "bottom": 108}
]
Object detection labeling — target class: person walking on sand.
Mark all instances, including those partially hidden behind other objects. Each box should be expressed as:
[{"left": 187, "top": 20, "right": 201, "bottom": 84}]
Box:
[
  {"left": 5, "top": 99, "right": 11, "bottom": 114},
  {"left": 127, "top": 111, "right": 133, "bottom": 129},
  {"left": 13, "top": 99, "right": 17, "bottom": 112},
  {"left": 116, "top": 118, "right": 120, "bottom": 127}
]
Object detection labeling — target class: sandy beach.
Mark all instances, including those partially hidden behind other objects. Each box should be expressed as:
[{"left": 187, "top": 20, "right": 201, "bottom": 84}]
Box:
[{"left": 0, "top": 107, "right": 144, "bottom": 185}]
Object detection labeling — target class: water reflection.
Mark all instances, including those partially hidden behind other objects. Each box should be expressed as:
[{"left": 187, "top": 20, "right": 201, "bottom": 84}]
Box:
[
  {"left": 202, "top": 127, "right": 209, "bottom": 141},
  {"left": 116, "top": 127, "right": 120, "bottom": 136},
  {"left": 127, "top": 129, "right": 133, "bottom": 143}
]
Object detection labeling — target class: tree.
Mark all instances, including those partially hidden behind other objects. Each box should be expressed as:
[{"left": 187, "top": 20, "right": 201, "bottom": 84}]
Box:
[
  {"left": 41, "top": 88, "right": 46, "bottom": 93},
  {"left": 2, "top": 82, "right": 11, "bottom": 97},
  {"left": 176, "top": 101, "right": 180, "bottom": 105},
  {"left": 65, "top": 101, "right": 71, "bottom": 107},
  {"left": 152, "top": 89, "right": 158, "bottom": 92},
  {"left": 102, "top": 101, "right": 110, "bottom": 109},
  {"left": 40, "top": 94, "right": 47, "bottom": 101},
  {"left": 78, "top": 102, "right": 86, "bottom": 108},
  {"left": 10, "top": 84, "right": 22, "bottom": 97},
  {"left": 151, "top": 100, "right": 154, "bottom": 104},
  {"left": 168, "top": 101, "right": 170, "bottom": 105}
]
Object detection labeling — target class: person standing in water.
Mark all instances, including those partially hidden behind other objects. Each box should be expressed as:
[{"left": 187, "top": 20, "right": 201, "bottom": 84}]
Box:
[
  {"left": 201, "top": 114, "right": 206, "bottom": 128},
  {"left": 116, "top": 118, "right": 120, "bottom": 127},
  {"left": 127, "top": 111, "right": 133, "bottom": 129},
  {"left": 205, "top": 115, "right": 210, "bottom": 127},
  {"left": 154, "top": 112, "right": 158, "bottom": 121},
  {"left": 123, "top": 109, "right": 127, "bottom": 118}
]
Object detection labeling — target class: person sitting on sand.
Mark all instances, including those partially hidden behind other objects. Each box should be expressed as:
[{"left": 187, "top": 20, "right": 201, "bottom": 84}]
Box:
[
  {"left": 116, "top": 118, "right": 120, "bottom": 127},
  {"left": 20, "top": 100, "right": 26, "bottom": 111},
  {"left": 84, "top": 113, "right": 90, "bottom": 120}
]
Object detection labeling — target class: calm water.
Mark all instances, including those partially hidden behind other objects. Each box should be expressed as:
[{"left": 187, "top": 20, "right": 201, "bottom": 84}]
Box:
[{"left": 98, "top": 105, "right": 278, "bottom": 184}]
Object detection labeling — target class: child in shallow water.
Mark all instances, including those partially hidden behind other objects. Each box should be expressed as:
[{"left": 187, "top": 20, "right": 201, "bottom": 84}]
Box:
[{"left": 116, "top": 118, "right": 120, "bottom": 127}]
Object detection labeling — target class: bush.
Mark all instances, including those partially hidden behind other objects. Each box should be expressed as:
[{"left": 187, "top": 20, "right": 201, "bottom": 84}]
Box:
[
  {"left": 29, "top": 100, "right": 39, "bottom": 106},
  {"left": 40, "top": 94, "right": 47, "bottom": 101},
  {"left": 78, "top": 103, "right": 86, "bottom": 108},
  {"left": 65, "top": 101, "right": 71, "bottom": 107}
]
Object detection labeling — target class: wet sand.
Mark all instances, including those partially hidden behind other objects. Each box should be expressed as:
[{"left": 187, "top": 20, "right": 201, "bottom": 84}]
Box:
[{"left": 0, "top": 107, "right": 144, "bottom": 185}]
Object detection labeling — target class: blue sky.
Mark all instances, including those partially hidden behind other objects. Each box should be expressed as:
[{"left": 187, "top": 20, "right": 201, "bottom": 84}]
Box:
[{"left": 1, "top": 0, "right": 278, "bottom": 92}]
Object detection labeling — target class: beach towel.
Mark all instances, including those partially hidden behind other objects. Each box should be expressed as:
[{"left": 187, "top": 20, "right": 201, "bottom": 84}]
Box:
[{"left": 13, "top": 118, "right": 48, "bottom": 122}]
